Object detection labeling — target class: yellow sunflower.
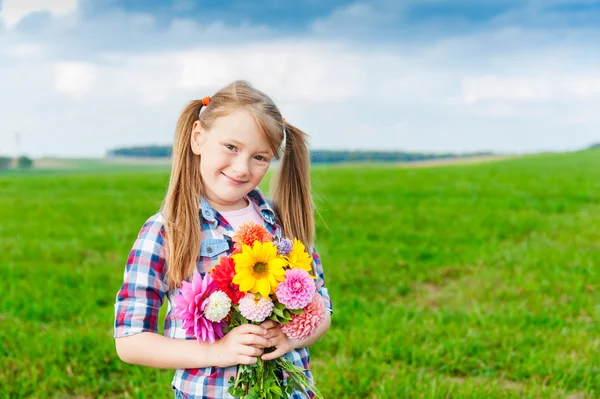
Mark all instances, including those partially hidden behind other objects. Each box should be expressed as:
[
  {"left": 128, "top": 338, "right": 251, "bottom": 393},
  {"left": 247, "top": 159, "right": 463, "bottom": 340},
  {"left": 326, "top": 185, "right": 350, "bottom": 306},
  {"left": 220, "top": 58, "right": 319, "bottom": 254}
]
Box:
[
  {"left": 231, "top": 242, "right": 288, "bottom": 298},
  {"left": 286, "top": 239, "right": 314, "bottom": 274}
]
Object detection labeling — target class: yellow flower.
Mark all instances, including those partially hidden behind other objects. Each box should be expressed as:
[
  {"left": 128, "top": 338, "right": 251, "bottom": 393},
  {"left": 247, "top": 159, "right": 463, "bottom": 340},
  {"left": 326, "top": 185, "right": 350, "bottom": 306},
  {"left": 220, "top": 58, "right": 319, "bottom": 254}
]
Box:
[
  {"left": 286, "top": 239, "right": 313, "bottom": 274},
  {"left": 231, "top": 242, "right": 288, "bottom": 298}
]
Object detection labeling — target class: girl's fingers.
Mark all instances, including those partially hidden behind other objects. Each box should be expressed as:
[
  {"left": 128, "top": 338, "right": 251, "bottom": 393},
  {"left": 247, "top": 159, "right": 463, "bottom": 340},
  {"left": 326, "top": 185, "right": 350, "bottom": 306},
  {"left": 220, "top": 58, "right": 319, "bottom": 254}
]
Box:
[
  {"left": 264, "top": 331, "right": 280, "bottom": 340},
  {"left": 240, "top": 334, "right": 271, "bottom": 348},
  {"left": 237, "top": 324, "right": 268, "bottom": 336},
  {"left": 237, "top": 355, "right": 260, "bottom": 365},
  {"left": 240, "top": 345, "right": 264, "bottom": 357},
  {"left": 259, "top": 320, "right": 278, "bottom": 330},
  {"left": 261, "top": 348, "right": 284, "bottom": 361}
]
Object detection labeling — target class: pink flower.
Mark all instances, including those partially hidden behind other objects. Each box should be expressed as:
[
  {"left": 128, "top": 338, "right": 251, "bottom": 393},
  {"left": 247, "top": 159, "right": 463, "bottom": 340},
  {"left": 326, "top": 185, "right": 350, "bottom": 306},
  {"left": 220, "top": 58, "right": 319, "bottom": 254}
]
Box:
[
  {"left": 173, "top": 272, "right": 225, "bottom": 344},
  {"left": 238, "top": 293, "right": 274, "bottom": 322},
  {"left": 276, "top": 269, "right": 316, "bottom": 310},
  {"left": 281, "top": 294, "right": 326, "bottom": 341}
]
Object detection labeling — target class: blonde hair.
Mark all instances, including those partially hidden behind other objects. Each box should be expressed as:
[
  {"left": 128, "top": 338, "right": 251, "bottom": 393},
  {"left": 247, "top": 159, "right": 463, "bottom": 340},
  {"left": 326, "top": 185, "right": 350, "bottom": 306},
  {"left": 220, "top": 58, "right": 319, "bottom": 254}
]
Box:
[{"left": 161, "top": 80, "right": 314, "bottom": 289}]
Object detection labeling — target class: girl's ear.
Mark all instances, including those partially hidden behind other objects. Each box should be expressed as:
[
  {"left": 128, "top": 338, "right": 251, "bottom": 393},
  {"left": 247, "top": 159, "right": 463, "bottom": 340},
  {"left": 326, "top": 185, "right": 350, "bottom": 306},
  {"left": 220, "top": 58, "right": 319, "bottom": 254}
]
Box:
[{"left": 190, "top": 121, "right": 207, "bottom": 155}]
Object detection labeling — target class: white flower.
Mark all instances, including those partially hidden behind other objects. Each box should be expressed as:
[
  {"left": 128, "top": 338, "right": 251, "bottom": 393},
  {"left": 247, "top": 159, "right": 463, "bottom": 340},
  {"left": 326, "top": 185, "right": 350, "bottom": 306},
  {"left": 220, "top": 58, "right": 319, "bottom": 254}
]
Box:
[{"left": 204, "top": 291, "right": 232, "bottom": 322}]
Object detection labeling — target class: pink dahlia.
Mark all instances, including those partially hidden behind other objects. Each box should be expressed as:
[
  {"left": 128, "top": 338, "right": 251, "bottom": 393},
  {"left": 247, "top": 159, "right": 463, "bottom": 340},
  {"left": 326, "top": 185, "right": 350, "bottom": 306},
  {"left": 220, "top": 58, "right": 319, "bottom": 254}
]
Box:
[
  {"left": 276, "top": 268, "right": 316, "bottom": 310},
  {"left": 238, "top": 293, "right": 274, "bottom": 322},
  {"left": 172, "top": 272, "right": 225, "bottom": 344},
  {"left": 281, "top": 294, "right": 326, "bottom": 341}
]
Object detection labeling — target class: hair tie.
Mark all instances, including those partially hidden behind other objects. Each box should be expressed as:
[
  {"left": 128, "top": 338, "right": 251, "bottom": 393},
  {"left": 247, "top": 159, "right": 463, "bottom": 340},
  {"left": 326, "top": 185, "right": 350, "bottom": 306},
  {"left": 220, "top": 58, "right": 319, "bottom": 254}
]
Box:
[
  {"left": 202, "top": 96, "right": 211, "bottom": 106},
  {"left": 282, "top": 118, "right": 286, "bottom": 125}
]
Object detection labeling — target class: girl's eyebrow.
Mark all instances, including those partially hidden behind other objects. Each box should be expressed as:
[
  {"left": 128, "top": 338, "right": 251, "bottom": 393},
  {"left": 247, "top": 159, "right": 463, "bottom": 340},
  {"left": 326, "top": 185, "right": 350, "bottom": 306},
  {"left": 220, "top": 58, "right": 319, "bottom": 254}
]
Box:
[{"left": 228, "top": 139, "right": 245, "bottom": 147}]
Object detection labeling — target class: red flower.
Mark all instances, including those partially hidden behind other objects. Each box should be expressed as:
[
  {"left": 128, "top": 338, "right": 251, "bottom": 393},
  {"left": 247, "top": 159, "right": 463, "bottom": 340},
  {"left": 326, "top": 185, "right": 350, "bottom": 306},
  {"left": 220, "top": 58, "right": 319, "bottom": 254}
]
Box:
[{"left": 210, "top": 256, "right": 245, "bottom": 304}]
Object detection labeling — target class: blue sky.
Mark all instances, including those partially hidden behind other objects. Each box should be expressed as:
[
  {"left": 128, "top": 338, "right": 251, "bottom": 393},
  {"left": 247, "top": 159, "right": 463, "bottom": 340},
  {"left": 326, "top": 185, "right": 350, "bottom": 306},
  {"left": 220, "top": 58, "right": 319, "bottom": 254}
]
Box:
[{"left": 1, "top": 0, "right": 600, "bottom": 157}]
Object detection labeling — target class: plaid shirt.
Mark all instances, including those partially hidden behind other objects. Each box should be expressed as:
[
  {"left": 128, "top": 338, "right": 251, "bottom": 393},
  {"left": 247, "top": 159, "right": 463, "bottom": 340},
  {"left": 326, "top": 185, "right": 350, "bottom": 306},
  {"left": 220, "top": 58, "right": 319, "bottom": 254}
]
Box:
[{"left": 114, "top": 188, "right": 332, "bottom": 399}]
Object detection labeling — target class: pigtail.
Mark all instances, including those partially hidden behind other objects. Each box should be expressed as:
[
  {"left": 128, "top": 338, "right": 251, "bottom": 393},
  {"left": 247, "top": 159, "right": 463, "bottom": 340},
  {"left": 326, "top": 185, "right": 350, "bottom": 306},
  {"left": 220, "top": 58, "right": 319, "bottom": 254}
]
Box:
[
  {"left": 272, "top": 122, "right": 315, "bottom": 248},
  {"left": 162, "top": 100, "right": 205, "bottom": 290}
]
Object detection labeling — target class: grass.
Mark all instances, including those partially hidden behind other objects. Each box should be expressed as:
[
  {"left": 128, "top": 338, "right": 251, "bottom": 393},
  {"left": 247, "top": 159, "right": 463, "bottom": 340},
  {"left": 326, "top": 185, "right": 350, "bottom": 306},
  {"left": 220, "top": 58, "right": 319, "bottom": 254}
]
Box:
[{"left": 1, "top": 150, "right": 599, "bottom": 398}]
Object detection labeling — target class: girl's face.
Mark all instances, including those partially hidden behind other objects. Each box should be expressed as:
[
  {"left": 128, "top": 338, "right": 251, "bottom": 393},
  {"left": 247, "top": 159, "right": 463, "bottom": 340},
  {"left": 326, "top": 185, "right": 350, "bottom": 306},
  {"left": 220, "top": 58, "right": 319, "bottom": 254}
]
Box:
[{"left": 191, "top": 108, "right": 275, "bottom": 211}]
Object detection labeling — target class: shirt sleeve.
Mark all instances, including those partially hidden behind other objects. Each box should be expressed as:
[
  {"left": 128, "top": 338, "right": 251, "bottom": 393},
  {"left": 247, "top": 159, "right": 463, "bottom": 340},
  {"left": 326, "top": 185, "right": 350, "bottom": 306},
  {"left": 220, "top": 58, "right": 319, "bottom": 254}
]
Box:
[
  {"left": 114, "top": 214, "right": 169, "bottom": 337},
  {"left": 312, "top": 248, "right": 333, "bottom": 315}
]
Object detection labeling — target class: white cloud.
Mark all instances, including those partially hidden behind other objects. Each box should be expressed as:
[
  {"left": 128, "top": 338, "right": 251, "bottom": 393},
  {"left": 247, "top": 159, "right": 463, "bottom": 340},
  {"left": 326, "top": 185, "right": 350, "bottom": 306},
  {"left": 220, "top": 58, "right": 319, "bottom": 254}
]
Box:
[
  {"left": 462, "top": 76, "right": 555, "bottom": 104},
  {"left": 310, "top": 2, "right": 397, "bottom": 35},
  {"left": 0, "top": 0, "right": 78, "bottom": 29},
  {"left": 562, "top": 76, "right": 600, "bottom": 98},
  {"left": 462, "top": 74, "right": 600, "bottom": 105},
  {"left": 54, "top": 62, "right": 97, "bottom": 98},
  {"left": 1, "top": 1, "right": 600, "bottom": 158},
  {"left": 76, "top": 42, "right": 367, "bottom": 108},
  {"left": 3, "top": 43, "right": 42, "bottom": 58},
  {"left": 3, "top": 33, "right": 600, "bottom": 157}
]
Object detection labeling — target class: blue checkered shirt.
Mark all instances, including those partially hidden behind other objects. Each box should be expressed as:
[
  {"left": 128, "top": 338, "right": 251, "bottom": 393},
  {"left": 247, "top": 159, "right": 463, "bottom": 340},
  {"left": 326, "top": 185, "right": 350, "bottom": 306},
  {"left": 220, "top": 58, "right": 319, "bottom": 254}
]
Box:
[{"left": 114, "top": 188, "right": 332, "bottom": 398}]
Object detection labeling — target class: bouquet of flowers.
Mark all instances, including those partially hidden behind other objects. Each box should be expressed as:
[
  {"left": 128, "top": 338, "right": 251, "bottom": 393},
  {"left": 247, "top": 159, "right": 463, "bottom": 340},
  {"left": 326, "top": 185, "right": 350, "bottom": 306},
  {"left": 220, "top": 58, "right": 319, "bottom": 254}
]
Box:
[{"left": 173, "top": 221, "right": 326, "bottom": 399}]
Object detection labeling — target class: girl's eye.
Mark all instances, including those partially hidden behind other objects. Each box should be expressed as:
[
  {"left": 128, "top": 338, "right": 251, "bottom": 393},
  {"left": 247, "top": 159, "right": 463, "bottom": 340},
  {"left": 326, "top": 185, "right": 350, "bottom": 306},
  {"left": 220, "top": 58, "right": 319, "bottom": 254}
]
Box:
[
  {"left": 225, "top": 144, "right": 237, "bottom": 151},
  {"left": 254, "top": 155, "right": 269, "bottom": 162}
]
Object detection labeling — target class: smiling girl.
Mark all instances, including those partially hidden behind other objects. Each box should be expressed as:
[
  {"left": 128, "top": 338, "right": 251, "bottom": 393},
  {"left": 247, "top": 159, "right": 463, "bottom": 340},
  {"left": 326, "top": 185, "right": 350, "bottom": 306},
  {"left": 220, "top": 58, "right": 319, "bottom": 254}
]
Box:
[{"left": 113, "top": 80, "right": 333, "bottom": 399}]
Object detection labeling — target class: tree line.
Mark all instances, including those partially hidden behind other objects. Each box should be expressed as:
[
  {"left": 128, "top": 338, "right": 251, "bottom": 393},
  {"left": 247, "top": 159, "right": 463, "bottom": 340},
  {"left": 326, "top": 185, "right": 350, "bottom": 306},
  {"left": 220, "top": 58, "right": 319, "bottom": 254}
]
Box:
[
  {"left": 0, "top": 156, "right": 33, "bottom": 170},
  {"left": 106, "top": 146, "right": 494, "bottom": 163}
]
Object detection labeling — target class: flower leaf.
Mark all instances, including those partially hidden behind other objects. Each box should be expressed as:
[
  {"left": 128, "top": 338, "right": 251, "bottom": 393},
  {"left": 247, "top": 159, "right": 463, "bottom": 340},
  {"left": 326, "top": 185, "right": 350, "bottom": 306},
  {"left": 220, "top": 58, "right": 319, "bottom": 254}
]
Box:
[{"left": 272, "top": 306, "right": 285, "bottom": 318}]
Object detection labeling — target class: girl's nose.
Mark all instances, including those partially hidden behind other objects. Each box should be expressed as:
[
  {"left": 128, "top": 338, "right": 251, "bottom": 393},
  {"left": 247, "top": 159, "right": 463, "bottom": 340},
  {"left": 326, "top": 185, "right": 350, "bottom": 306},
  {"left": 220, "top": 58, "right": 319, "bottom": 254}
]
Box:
[{"left": 232, "top": 158, "right": 250, "bottom": 177}]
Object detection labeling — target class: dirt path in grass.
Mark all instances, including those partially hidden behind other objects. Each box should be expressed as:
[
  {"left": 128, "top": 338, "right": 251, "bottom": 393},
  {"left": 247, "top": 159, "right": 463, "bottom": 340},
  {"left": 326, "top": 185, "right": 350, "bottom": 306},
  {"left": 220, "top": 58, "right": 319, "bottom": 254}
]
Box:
[{"left": 399, "top": 154, "right": 515, "bottom": 168}]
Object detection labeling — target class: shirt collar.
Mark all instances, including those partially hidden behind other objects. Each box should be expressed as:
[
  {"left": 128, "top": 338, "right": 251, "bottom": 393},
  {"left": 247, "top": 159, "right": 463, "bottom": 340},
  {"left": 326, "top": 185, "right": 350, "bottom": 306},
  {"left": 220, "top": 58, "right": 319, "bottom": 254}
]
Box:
[
  {"left": 199, "top": 187, "right": 277, "bottom": 226},
  {"left": 248, "top": 187, "right": 277, "bottom": 226}
]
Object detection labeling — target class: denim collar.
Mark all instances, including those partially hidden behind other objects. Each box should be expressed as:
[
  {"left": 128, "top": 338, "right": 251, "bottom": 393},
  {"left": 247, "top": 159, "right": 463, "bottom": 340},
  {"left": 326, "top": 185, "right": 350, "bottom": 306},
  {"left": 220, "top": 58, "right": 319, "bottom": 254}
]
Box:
[{"left": 199, "top": 187, "right": 276, "bottom": 226}]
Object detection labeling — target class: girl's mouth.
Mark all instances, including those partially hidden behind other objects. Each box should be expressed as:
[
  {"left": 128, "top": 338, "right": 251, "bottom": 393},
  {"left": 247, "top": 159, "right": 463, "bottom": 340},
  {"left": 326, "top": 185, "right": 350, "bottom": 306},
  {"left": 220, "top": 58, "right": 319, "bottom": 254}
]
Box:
[{"left": 222, "top": 173, "right": 247, "bottom": 185}]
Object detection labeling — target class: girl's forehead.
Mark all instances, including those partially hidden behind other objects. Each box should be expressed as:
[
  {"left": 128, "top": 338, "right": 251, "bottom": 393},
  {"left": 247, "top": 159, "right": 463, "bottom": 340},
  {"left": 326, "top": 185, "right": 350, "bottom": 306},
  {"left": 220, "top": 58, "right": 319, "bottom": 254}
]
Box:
[
  {"left": 209, "top": 109, "right": 273, "bottom": 152},
  {"left": 211, "top": 108, "right": 258, "bottom": 131}
]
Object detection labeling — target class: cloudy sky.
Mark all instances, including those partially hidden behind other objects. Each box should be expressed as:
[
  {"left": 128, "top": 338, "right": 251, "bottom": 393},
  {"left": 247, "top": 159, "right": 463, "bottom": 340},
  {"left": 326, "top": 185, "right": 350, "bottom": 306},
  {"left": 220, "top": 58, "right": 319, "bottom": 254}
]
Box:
[{"left": 1, "top": 0, "right": 599, "bottom": 158}]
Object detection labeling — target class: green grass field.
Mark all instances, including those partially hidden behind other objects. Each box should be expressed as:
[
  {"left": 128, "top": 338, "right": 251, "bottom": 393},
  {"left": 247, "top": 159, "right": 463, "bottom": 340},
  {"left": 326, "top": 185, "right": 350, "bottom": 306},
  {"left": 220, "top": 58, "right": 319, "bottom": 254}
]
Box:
[{"left": 1, "top": 150, "right": 599, "bottom": 398}]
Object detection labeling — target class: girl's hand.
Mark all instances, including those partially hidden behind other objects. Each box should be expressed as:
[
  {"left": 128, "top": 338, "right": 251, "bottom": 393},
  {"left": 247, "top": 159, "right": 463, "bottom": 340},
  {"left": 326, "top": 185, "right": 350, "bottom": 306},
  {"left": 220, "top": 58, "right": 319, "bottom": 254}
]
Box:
[
  {"left": 212, "top": 324, "right": 271, "bottom": 367},
  {"left": 259, "top": 320, "right": 296, "bottom": 361}
]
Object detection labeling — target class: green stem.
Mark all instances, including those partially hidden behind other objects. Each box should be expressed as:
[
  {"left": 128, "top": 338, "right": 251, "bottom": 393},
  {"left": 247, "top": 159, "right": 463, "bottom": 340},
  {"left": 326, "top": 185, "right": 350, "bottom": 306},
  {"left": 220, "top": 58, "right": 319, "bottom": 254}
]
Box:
[
  {"left": 260, "top": 358, "right": 264, "bottom": 391},
  {"left": 275, "top": 358, "right": 325, "bottom": 399},
  {"left": 233, "top": 366, "right": 243, "bottom": 390}
]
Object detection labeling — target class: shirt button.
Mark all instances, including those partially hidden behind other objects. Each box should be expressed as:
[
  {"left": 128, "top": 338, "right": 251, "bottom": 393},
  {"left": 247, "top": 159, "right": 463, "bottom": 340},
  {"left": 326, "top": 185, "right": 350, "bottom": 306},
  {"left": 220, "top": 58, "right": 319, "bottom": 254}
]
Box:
[{"left": 206, "top": 247, "right": 213, "bottom": 254}]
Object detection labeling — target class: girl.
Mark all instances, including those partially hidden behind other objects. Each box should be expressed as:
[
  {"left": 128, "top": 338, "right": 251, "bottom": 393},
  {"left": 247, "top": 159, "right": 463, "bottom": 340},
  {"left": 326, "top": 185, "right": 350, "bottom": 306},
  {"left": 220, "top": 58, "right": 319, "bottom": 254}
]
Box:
[{"left": 114, "top": 80, "right": 333, "bottom": 399}]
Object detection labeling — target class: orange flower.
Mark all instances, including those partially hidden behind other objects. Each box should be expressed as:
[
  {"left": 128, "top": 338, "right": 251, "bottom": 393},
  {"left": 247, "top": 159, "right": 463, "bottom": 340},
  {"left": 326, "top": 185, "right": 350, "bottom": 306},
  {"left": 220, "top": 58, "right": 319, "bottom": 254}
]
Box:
[{"left": 232, "top": 221, "right": 272, "bottom": 252}]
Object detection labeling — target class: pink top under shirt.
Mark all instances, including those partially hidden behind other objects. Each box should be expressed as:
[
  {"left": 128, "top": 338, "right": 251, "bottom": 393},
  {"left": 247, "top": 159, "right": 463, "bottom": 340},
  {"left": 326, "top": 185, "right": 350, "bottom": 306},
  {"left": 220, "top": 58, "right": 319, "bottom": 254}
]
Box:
[{"left": 219, "top": 197, "right": 265, "bottom": 231}]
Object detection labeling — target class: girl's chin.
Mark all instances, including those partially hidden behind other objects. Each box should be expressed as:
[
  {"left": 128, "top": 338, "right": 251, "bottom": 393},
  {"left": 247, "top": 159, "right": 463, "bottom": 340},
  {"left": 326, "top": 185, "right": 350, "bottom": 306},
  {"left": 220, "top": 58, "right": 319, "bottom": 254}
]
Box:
[{"left": 210, "top": 189, "right": 252, "bottom": 204}]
